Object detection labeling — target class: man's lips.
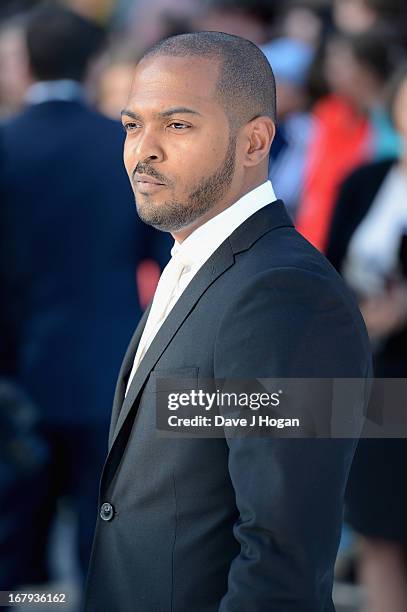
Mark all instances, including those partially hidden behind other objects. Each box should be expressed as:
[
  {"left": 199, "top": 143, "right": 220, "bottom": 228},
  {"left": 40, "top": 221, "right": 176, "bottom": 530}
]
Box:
[
  {"left": 133, "top": 173, "right": 168, "bottom": 195},
  {"left": 134, "top": 173, "right": 166, "bottom": 186}
]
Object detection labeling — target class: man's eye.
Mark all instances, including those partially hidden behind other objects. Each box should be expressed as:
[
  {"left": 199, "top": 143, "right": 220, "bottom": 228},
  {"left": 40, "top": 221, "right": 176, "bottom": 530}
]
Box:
[
  {"left": 168, "top": 122, "right": 189, "bottom": 130},
  {"left": 123, "top": 122, "right": 140, "bottom": 132}
]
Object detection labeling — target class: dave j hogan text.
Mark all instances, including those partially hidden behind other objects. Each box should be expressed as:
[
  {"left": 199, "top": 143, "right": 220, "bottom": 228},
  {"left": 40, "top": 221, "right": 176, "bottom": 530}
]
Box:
[{"left": 167, "top": 414, "right": 300, "bottom": 429}]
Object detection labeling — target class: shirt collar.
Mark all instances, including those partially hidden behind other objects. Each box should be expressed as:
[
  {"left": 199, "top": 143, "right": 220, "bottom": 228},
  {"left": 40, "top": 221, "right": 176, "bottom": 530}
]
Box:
[
  {"left": 171, "top": 180, "right": 276, "bottom": 267},
  {"left": 25, "top": 80, "right": 85, "bottom": 105}
]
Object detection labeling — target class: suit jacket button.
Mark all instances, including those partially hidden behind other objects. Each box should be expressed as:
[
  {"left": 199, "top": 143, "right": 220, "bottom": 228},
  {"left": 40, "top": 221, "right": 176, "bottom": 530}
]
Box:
[{"left": 100, "top": 502, "right": 114, "bottom": 521}]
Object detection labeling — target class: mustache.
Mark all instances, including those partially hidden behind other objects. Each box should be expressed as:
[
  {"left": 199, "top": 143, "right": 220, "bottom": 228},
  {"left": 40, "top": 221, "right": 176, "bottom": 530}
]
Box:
[{"left": 131, "top": 162, "right": 170, "bottom": 185}]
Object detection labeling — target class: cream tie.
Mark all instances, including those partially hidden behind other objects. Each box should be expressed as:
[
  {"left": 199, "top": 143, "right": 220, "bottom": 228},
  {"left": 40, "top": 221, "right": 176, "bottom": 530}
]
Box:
[{"left": 125, "top": 252, "right": 188, "bottom": 395}]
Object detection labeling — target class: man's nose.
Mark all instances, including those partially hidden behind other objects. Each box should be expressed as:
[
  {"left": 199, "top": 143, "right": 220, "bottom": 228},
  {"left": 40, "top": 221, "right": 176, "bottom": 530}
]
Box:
[{"left": 132, "top": 129, "right": 164, "bottom": 163}]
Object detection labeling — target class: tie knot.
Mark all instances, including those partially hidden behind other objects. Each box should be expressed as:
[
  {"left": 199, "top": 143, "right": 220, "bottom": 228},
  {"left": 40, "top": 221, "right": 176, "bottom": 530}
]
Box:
[
  {"left": 159, "top": 252, "right": 189, "bottom": 290},
  {"left": 171, "top": 249, "right": 191, "bottom": 271}
]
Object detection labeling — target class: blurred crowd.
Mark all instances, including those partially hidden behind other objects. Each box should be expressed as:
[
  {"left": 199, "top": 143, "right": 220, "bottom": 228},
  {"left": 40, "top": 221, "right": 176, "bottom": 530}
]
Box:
[{"left": 1, "top": 1, "right": 407, "bottom": 611}]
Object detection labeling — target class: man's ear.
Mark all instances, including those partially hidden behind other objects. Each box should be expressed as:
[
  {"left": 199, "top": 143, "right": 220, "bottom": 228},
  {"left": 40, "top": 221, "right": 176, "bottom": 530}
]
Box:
[{"left": 242, "top": 116, "right": 275, "bottom": 168}]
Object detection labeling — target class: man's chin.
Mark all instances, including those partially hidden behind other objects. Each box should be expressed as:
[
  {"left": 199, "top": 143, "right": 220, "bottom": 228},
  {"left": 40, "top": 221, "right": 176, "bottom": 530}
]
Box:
[
  {"left": 135, "top": 201, "right": 184, "bottom": 233},
  {"left": 135, "top": 195, "right": 215, "bottom": 234}
]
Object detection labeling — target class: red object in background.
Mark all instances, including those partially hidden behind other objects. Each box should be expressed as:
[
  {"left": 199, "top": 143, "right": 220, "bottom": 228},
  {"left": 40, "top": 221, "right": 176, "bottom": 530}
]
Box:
[
  {"left": 136, "top": 259, "right": 161, "bottom": 310},
  {"left": 296, "top": 95, "right": 371, "bottom": 252}
]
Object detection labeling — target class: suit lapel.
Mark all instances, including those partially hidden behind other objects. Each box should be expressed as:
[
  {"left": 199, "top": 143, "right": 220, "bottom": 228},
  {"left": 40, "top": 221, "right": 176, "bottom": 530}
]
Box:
[
  {"left": 109, "top": 238, "right": 235, "bottom": 449},
  {"left": 108, "top": 304, "right": 151, "bottom": 446}
]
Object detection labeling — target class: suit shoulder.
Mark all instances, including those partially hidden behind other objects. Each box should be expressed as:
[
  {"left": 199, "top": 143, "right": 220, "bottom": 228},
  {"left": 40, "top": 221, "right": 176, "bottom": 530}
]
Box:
[
  {"left": 241, "top": 223, "right": 342, "bottom": 285},
  {"left": 231, "top": 228, "right": 367, "bottom": 334},
  {"left": 215, "top": 254, "right": 371, "bottom": 378},
  {"left": 234, "top": 260, "right": 350, "bottom": 307}
]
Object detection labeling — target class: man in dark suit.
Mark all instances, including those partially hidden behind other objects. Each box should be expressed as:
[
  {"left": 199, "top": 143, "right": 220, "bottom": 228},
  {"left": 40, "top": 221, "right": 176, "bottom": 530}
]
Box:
[
  {"left": 85, "top": 32, "right": 372, "bottom": 611},
  {"left": 0, "top": 5, "right": 167, "bottom": 589}
]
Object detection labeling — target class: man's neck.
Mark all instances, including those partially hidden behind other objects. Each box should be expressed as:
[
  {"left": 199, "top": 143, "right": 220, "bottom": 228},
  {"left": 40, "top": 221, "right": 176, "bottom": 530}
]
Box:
[{"left": 172, "top": 175, "right": 268, "bottom": 244}]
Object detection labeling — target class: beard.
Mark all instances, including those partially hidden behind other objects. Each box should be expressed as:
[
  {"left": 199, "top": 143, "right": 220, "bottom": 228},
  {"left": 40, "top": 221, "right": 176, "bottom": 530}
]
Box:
[{"left": 134, "top": 135, "right": 236, "bottom": 232}]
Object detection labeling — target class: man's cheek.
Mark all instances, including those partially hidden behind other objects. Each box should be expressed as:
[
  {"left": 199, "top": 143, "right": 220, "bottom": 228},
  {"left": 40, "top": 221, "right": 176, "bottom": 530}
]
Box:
[{"left": 123, "top": 146, "right": 133, "bottom": 173}]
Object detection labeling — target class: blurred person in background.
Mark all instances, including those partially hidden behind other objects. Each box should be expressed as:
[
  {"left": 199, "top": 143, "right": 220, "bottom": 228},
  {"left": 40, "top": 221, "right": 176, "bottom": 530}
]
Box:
[
  {"left": 123, "top": 0, "right": 278, "bottom": 53},
  {"left": 333, "top": 0, "right": 407, "bottom": 38},
  {"left": 93, "top": 47, "right": 138, "bottom": 120},
  {"left": 296, "top": 28, "right": 401, "bottom": 252},
  {"left": 0, "top": 16, "right": 31, "bottom": 119},
  {"left": 326, "top": 64, "right": 407, "bottom": 612},
  {"left": 64, "top": 0, "right": 116, "bottom": 25},
  {"left": 0, "top": 0, "right": 37, "bottom": 20},
  {"left": 262, "top": 37, "right": 315, "bottom": 218},
  {"left": 278, "top": 0, "right": 329, "bottom": 47},
  {"left": 271, "top": 1, "right": 333, "bottom": 122},
  {"left": 0, "top": 1, "right": 165, "bottom": 598},
  {"left": 0, "top": 380, "right": 50, "bottom": 592},
  {"left": 191, "top": 0, "right": 278, "bottom": 45},
  {"left": 122, "top": 0, "right": 198, "bottom": 55}
]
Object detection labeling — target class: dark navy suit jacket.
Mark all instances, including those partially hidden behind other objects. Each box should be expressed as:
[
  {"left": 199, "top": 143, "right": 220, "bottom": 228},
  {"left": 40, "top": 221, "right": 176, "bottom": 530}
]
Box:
[
  {"left": 85, "top": 201, "right": 372, "bottom": 611},
  {"left": 0, "top": 100, "right": 169, "bottom": 424}
]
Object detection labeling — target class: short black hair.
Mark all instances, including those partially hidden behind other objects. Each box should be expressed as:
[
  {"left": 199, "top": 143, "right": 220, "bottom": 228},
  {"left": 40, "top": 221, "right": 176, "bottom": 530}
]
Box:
[
  {"left": 25, "top": 2, "right": 106, "bottom": 82},
  {"left": 140, "top": 31, "right": 277, "bottom": 127}
]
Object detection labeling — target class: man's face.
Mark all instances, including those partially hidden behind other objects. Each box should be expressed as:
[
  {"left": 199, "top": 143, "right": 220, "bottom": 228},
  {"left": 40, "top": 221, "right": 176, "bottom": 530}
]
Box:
[{"left": 121, "top": 55, "right": 237, "bottom": 235}]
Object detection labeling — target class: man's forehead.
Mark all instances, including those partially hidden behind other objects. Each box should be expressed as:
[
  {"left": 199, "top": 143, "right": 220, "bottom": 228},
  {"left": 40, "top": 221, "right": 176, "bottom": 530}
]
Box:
[{"left": 129, "top": 54, "right": 221, "bottom": 104}]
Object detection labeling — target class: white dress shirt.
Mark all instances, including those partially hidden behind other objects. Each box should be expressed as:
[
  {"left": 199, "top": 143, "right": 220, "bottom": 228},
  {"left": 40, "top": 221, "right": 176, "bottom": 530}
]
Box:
[{"left": 125, "top": 180, "right": 277, "bottom": 394}]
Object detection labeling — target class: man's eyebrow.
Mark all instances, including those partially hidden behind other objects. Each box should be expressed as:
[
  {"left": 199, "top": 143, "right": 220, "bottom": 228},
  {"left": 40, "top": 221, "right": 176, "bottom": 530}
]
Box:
[
  {"left": 121, "top": 107, "right": 202, "bottom": 120},
  {"left": 158, "top": 107, "right": 202, "bottom": 118},
  {"left": 121, "top": 109, "right": 142, "bottom": 121}
]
